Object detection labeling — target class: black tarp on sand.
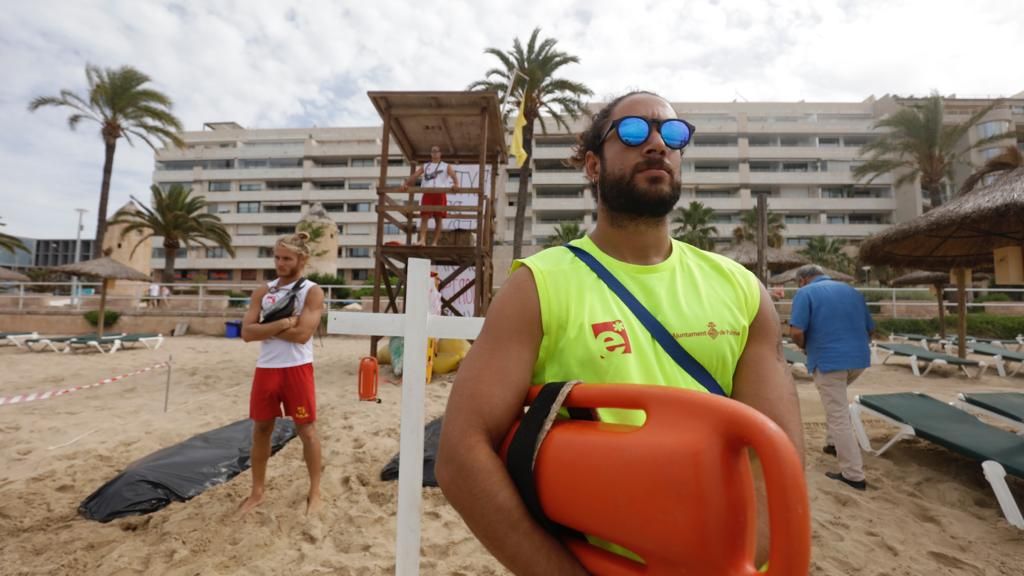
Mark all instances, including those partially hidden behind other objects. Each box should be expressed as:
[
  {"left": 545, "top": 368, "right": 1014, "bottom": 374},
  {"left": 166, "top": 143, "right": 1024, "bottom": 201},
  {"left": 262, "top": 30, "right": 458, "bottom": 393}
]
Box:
[
  {"left": 380, "top": 416, "right": 442, "bottom": 487},
  {"left": 80, "top": 418, "right": 296, "bottom": 522}
]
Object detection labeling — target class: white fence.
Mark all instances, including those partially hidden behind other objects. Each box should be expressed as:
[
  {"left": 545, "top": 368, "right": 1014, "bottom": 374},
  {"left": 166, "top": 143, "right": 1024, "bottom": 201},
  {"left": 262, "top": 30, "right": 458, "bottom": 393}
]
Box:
[{"left": 0, "top": 282, "right": 370, "bottom": 314}]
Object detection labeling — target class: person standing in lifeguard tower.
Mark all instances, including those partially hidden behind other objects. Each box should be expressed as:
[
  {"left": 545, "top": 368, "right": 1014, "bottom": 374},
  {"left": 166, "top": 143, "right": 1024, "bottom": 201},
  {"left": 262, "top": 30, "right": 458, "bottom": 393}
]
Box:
[
  {"left": 238, "top": 232, "right": 325, "bottom": 517},
  {"left": 401, "top": 145, "right": 460, "bottom": 246}
]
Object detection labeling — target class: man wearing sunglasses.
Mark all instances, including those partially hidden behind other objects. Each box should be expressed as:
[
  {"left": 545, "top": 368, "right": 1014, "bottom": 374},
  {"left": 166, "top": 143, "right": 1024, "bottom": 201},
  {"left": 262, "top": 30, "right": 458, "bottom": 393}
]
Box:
[{"left": 437, "top": 91, "right": 804, "bottom": 574}]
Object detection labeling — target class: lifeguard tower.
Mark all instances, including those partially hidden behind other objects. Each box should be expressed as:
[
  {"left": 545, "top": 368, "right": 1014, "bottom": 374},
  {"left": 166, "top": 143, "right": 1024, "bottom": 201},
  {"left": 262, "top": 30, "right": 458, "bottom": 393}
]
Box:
[{"left": 367, "top": 91, "right": 506, "bottom": 353}]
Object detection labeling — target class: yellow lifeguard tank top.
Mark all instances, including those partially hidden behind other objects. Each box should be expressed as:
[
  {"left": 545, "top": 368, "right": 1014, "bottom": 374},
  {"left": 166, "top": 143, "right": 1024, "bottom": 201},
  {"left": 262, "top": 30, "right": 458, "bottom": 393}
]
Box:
[{"left": 512, "top": 236, "right": 761, "bottom": 425}]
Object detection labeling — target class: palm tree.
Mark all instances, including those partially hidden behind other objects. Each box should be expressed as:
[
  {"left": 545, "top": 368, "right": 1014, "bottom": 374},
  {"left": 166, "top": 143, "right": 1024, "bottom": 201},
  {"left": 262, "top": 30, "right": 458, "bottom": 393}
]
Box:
[
  {"left": 671, "top": 201, "right": 718, "bottom": 250},
  {"left": 109, "top": 184, "right": 234, "bottom": 284},
  {"left": 29, "top": 64, "right": 184, "bottom": 258},
  {"left": 732, "top": 209, "right": 786, "bottom": 248},
  {"left": 853, "top": 93, "right": 1010, "bottom": 209},
  {"left": 544, "top": 221, "right": 585, "bottom": 248},
  {"left": 469, "top": 28, "right": 592, "bottom": 259},
  {"left": 960, "top": 145, "right": 1022, "bottom": 194},
  {"left": 800, "top": 236, "right": 853, "bottom": 273},
  {"left": 0, "top": 218, "right": 29, "bottom": 254}
]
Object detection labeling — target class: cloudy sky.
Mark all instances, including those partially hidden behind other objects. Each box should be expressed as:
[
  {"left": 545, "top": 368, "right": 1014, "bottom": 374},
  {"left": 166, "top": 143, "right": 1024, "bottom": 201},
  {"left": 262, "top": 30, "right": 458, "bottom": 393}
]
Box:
[{"left": 2, "top": 0, "right": 1022, "bottom": 239}]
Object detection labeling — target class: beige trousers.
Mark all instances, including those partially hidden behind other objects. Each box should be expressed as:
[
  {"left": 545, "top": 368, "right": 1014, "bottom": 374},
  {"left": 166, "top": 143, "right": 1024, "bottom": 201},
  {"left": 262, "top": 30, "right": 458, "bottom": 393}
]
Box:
[{"left": 814, "top": 368, "right": 865, "bottom": 482}]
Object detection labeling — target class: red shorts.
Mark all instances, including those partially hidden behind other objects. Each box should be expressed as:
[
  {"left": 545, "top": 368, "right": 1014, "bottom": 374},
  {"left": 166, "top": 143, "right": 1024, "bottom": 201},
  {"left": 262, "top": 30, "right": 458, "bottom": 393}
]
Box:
[
  {"left": 250, "top": 363, "right": 316, "bottom": 424},
  {"left": 421, "top": 191, "right": 447, "bottom": 219}
]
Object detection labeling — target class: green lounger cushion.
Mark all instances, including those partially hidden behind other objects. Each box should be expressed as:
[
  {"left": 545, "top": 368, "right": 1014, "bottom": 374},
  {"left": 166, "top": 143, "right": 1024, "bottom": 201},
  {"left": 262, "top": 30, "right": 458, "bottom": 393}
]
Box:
[
  {"left": 783, "top": 348, "right": 806, "bottom": 365},
  {"left": 877, "top": 342, "right": 980, "bottom": 366},
  {"left": 967, "top": 343, "right": 1024, "bottom": 363},
  {"left": 859, "top": 393, "right": 1024, "bottom": 478},
  {"left": 962, "top": 393, "right": 1024, "bottom": 424}
]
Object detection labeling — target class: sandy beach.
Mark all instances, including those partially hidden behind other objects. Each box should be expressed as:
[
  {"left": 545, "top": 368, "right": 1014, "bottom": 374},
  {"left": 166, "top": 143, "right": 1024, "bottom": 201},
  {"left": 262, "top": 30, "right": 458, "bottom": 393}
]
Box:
[{"left": 1, "top": 335, "right": 1022, "bottom": 575}]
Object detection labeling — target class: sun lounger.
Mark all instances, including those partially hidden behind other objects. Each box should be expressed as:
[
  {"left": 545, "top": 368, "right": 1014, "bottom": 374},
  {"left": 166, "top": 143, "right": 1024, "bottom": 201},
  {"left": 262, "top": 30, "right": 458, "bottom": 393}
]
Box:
[
  {"left": 890, "top": 332, "right": 950, "bottom": 350},
  {"left": 24, "top": 333, "right": 128, "bottom": 353},
  {"left": 1, "top": 332, "right": 38, "bottom": 347},
  {"left": 783, "top": 347, "right": 807, "bottom": 372},
  {"left": 953, "top": 393, "right": 1024, "bottom": 435},
  {"left": 954, "top": 335, "right": 1024, "bottom": 353},
  {"left": 850, "top": 392, "right": 1024, "bottom": 529},
  {"left": 117, "top": 333, "right": 164, "bottom": 351},
  {"left": 873, "top": 342, "right": 988, "bottom": 378},
  {"left": 964, "top": 342, "right": 1024, "bottom": 378},
  {"left": 64, "top": 335, "right": 124, "bottom": 355}
]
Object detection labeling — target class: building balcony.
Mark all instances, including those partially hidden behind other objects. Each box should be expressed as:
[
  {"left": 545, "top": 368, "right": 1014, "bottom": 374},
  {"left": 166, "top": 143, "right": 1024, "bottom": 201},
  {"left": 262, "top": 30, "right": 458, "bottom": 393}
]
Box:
[
  {"left": 766, "top": 197, "right": 897, "bottom": 211},
  {"left": 746, "top": 119, "right": 875, "bottom": 134},
  {"left": 685, "top": 172, "right": 743, "bottom": 185},
  {"left": 533, "top": 196, "right": 592, "bottom": 211},
  {"left": 747, "top": 171, "right": 877, "bottom": 186},
  {"left": 746, "top": 147, "right": 859, "bottom": 160},
  {"left": 785, "top": 223, "right": 891, "bottom": 237},
  {"left": 686, "top": 146, "right": 741, "bottom": 159},
  {"left": 531, "top": 171, "right": 589, "bottom": 186},
  {"left": 306, "top": 166, "right": 382, "bottom": 179},
  {"left": 218, "top": 212, "right": 303, "bottom": 225}
]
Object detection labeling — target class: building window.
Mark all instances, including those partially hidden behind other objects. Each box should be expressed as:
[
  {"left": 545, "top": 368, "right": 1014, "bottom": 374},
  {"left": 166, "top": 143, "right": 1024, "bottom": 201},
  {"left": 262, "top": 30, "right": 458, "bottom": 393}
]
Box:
[
  {"left": 237, "top": 201, "right": 260, "bottom": 213},
  {"left": 323, "top": 203, "right": 346, "bottom": 213},
  {"left": 785, "top": 238, "right": 811, "bottom": 247},
  {"left": 203, "top": 159, "right": 234, "bottom": 169},
  {"left": 240, "top": 269, "right": 258, "bottom": 281},
  {"left": 384, "top": 223, "right": 401, "bottom": 235},
  {"left": 348, "top": 203, "right": 371, "bottom": 212},
  {"left": 208, "top": 181, "right": 231, "bottom": 191},
  {"left": 240, "top": 159, "right": 269, "bottom": 169},
  {"left": 350, "top": 158, "right": 376, "bottom": 167},
  {"left": 263, "top": 204, "right": 302, "bottom": 213},
  {"left": 316, "top": 181, "right": 346, "bottom": 190},
  {"left": 258, "top": 247, "right": 275, "bottom": 257},
  {"left": 980, "top": 147, "right": 1005, "bottom": 161},
  {"left": 175, "top": 270, "right": 196, "bottom": 280},
  {"left": 977, "top": 120, "right": 1010, "bottom": 139},
  {"left": 818, "top": 137, "right": 840, "bottom": 147},
  {"left": 827, "top": 215, "right": 846, "bottom": 225},
  {"left": 352, "top": 269, "right": 369, "bottom": 281},
  {"left": 348, "top": 181, "right": 373, "bottom": 190},
  {"left": 266, "top": 181, "right": 302, "bottom": 190},
  {"left": 268, "top": 158, "right": 303, "bottom": 168},
  {"left": 347, "top": 247, "right": 371, "bottom": 258},
  {"left": 784, "top": 214, "right": 811, "bottom": 224},
  {"left": 160, "top": 161, "right": 196, "bottom": 171},
  {"left": 206, "top": 247, "right": 227, "bottom": 258},
  {"left": 264, "top": 226, "right": 295, "bottom": 235},
  {"left": 240, "top": 183, "right": 263, "bottom": 191},
  {"left": 208, "top": 270, "right": 232, "bottom": 281},
  {"left": 152, "top": 247, "right": 187, "bottom": 258}
]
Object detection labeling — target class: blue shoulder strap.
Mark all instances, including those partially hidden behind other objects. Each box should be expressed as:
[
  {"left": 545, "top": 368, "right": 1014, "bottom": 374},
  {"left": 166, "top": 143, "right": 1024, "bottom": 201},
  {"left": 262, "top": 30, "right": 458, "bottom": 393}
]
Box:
[{"left": 565, "top": 244, "right": 727, "bottom": 397}]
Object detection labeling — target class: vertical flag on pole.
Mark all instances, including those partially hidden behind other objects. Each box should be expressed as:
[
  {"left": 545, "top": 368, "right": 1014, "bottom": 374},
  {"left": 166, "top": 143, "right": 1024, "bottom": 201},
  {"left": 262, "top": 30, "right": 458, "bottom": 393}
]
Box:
[{"left": 510, "top": 96, "right": 528, "bottom": 168}]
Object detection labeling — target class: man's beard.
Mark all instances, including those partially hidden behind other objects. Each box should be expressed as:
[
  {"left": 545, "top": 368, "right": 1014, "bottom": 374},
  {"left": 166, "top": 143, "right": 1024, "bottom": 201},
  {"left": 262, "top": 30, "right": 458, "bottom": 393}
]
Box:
[{"left": 596, "top": 159, "right": 682, "bottom": 222}]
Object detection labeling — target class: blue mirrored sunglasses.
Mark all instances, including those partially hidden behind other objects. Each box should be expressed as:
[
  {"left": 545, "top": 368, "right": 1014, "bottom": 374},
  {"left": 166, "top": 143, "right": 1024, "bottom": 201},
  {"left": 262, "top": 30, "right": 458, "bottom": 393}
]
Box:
[{"left": 601, "top": 116, "right": 696, "bottom": 150}]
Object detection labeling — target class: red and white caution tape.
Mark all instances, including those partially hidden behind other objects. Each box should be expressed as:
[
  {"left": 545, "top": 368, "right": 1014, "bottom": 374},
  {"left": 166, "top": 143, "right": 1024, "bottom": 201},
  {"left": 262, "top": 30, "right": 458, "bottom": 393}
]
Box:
[{"left": 0, "top": 361, "right": 168, "bottom": 407}]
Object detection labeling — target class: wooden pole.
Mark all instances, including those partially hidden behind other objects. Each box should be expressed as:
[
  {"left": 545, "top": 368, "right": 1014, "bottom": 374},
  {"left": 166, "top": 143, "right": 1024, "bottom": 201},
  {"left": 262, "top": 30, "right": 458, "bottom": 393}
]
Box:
[
  {"left": 755, "top": 193, "right": 768, "bottom": 286},
  {"left": 163, "top": 354, "right": 173, "bottom": 413},
  {"left": 935, "top": 283, "right": 946, "bottom": 339},
  {"left": 97, "top": 278, "right": 109, "bottom": 337},
  {"left": 371, "top": 109, "right": 392, "bottom": 357},
  {"left": 955, "top": 268, "right": 967, "bottom": 358}
]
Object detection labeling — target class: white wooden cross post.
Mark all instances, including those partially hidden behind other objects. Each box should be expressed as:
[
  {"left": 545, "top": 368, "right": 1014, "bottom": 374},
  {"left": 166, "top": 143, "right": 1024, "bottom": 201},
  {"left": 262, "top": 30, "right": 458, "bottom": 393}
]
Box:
[{"left": 327, "top": 258, "right": 485, "bottom": 576}]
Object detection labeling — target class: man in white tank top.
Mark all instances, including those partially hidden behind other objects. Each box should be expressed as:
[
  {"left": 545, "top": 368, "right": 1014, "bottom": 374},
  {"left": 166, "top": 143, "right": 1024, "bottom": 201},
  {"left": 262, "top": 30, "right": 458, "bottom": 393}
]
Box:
[
  {"left": 238, "top": 232, "right": 325, "bottom": 517},
  {"left": 401, "top": 144, "right": 460, "bottom": 246}
]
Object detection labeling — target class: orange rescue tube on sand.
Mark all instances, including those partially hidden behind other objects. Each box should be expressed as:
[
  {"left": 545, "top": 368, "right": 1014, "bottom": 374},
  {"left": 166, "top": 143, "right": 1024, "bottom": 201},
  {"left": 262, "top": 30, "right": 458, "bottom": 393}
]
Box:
[
  {"left": 358, "top": 356, "right": 380, "bottom": 403},
  {"left": 500, "top": 384, "right": 811, "bottom": 576}
]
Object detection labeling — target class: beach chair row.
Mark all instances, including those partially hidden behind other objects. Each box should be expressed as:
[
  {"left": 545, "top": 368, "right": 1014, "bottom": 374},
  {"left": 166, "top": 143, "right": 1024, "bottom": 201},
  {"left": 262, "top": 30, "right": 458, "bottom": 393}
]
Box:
[
  {"left": 851, "top": 391, "right": 1024, "bottom": 530},
  {"left": 1, "top": 331, "right": 163, "bottom": 354},
  {"left": 874, "top": 340, "right": 1024, "bottom": 379}
]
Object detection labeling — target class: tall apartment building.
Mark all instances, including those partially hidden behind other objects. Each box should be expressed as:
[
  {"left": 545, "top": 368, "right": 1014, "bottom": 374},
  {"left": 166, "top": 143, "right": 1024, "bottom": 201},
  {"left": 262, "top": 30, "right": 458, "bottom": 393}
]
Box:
[{"left": 152, "top": 94, "right": 1024, "bottom": 283}]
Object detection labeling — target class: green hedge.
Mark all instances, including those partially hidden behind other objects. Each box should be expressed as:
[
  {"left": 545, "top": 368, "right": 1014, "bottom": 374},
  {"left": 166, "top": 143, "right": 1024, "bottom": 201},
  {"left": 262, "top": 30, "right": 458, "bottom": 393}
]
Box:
[
  {"left": 84, "top": 310, "right": 120, "bottom": 328},
  {"left": 875, "top": 314, "right": 1024, "bottom": 340}
]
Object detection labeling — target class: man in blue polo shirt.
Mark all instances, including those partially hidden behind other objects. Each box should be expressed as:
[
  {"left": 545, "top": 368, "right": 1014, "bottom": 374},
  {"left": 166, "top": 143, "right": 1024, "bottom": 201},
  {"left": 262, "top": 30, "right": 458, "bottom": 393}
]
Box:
[{"left": 790, "top": 264, "right": 874, "bottom": 491}]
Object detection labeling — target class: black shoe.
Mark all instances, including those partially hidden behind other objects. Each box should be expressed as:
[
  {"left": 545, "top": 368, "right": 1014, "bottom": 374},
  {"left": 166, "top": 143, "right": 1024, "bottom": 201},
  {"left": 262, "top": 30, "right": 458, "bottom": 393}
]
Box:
[
  {"left": 822, "top": 445, "right": 837, "bottom": 456},
  {"left": 825, "top": 471, "right": 867, "bottom": 491}
]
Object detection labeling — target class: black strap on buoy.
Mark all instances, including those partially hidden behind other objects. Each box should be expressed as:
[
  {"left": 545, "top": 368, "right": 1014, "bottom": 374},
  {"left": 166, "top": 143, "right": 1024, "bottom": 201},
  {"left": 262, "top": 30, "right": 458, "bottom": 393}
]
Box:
[{"left": 505, "top": 381, "right": 586, "bottom": 539}]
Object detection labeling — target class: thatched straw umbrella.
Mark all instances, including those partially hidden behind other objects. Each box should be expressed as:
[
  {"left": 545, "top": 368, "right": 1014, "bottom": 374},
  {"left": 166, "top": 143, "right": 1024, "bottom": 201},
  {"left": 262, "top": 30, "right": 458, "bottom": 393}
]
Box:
[
  {"left": 860, "top": 167, "right": 1024, "bottom": 356},
  {"left": 769, "top": 265, "right": 854, "bottom": 285},
  {"left": 718, "top": 242, "right": 809, "bottom": 273},
  {"left": 53, "top": 256, "right": 151, "bottom": 336},
  {"left": 0, "top": 267, "right": 30, "bottom": 282}
]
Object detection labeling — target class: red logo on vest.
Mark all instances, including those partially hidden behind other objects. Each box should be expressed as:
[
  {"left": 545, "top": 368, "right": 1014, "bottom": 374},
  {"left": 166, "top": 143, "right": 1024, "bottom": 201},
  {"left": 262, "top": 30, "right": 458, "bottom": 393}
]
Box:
[{"left": 592, "top": 320, "right": 632, "bottom": 358}]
